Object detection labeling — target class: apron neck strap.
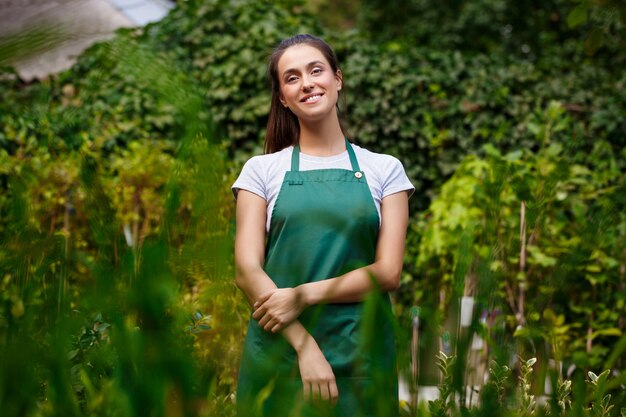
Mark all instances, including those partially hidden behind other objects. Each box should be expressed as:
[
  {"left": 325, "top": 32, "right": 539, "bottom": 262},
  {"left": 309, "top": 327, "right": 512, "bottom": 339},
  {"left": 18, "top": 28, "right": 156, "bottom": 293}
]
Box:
[
  {"left": 291, "top": 138, "right": 361, "bottom": 172},
  {"left": 345, "top": 138, "right": 361, "bottom": 171},
  {"left": 291, "top": 143, "right": 301, "bottom": 171}
]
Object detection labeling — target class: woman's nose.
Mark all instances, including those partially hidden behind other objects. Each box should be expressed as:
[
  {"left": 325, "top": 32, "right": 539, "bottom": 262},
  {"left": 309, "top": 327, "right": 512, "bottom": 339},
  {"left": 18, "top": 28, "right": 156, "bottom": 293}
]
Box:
[{"left": 301, "top": 77, "right": 314, "bottom": 90}]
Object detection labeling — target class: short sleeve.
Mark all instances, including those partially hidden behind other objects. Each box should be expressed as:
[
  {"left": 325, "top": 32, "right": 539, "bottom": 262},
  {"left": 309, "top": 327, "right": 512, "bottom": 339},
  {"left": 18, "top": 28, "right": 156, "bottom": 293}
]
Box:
[
  {"left": 231, "top": 157, "right": 267, "bottom": 200},
  {"left": 381, "top": 157, "right": 415, "bottom": 199}
]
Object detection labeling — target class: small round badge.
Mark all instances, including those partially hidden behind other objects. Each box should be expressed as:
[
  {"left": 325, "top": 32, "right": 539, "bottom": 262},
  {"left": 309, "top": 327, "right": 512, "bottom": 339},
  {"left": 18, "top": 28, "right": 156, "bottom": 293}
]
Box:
[{"left": 354, "top": 171, "right": 363, "bottom": 179}]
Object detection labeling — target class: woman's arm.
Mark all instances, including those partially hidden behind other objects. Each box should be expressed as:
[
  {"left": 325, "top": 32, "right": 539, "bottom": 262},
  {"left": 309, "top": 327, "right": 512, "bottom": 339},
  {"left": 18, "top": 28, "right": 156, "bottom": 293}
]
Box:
[
  {"left": 235, "top": 190, "right": 338, "bottom": 402},
  {"left": 300, "top": 190, "right": 409, "bottom": 301},
  {"left": 253, "top": 191, "right": 409, "bottom": 332}
]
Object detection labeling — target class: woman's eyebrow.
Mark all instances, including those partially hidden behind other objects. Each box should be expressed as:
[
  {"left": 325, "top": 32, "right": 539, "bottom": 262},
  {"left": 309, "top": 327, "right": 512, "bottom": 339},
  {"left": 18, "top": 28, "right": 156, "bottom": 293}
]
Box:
[{"left": 282, "top": 60, "right": 326, "bottom": 76}]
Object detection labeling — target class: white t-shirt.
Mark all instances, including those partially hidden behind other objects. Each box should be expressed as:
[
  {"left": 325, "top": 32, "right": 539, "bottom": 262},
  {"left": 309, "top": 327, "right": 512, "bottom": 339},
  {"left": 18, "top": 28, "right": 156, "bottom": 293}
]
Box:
[{"left": 232, "top": 143, "right": 415, "bottom": 232}]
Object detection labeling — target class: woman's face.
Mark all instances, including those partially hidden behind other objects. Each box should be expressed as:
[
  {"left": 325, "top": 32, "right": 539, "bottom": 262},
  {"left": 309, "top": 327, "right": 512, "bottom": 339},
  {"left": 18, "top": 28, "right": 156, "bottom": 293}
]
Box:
[{"left": 276, "top": 44, "right": 342, "bottom": 123}]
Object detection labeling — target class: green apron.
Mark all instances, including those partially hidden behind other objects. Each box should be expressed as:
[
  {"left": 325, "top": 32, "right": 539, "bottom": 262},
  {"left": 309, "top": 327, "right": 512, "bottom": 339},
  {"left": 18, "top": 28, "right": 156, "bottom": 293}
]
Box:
[{"left": 237, "top": 139, "right": 398, "bottom": 417}]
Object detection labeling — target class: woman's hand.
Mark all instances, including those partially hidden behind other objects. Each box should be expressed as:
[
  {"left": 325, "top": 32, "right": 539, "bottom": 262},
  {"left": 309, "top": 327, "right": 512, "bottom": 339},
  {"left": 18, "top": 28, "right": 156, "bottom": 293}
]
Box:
[
  {"left": 252, "top": 287, "right": 306, "bottom": 332},
  {"left": 297, "top": 336, "right": 339, "bottom": 404}
]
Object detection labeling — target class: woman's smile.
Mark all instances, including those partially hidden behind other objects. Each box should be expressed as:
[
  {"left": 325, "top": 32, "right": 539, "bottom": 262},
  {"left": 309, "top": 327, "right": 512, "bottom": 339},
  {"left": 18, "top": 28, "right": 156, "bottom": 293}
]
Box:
[{"left": 301, "top": 93, "right": 324, "bottom": 103}]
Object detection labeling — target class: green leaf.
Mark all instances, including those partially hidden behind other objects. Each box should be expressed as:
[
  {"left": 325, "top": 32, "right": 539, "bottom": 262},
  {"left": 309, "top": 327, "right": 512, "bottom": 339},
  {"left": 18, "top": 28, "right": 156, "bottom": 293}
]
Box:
[
  {"left": 584, "top": 28, "right": 604, "bottom": 56},
  {"left": 528, "top": 246, "right": 557, "bottom": 267},
  {"left": 67, "top": 349, "right": 79, "bottom": 361},
  {"left": 567, "top": 2, "right": 590, "bottom": 28},
  {"left": 482, "top": 143, "right": 501, "bottom": 157},
  {"left": 590, "top": 328, "right": 622, "bottom": 340},
  {"left": 504, "top": 150, "right": 523, "bottom": 162},
  {"left": 97, "top": 323, "right": 110, "bottom": 333}
]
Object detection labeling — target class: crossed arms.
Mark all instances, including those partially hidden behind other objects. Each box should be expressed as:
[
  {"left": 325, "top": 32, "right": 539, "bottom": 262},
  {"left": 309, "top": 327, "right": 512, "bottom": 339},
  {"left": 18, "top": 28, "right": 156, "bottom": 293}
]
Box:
[{"left": 234, "top": 189, "right": 409, "bottom": 402}]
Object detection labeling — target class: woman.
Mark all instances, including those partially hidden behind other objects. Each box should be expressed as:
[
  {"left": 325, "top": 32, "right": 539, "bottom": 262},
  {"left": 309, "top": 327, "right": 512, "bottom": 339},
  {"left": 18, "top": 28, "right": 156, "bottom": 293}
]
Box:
[{"left": 233, "top": 34, "right": 414, "bottom": 417}]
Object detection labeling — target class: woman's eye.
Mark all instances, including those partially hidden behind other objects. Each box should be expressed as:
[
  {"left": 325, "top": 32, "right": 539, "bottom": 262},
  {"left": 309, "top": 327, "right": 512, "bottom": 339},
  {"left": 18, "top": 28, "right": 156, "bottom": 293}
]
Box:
[
  {"left": 286, "top": 76, "right": 298, "bottom": 83},
  {"left": 312, "top": 68, "right": 322, "bottom": 75}
]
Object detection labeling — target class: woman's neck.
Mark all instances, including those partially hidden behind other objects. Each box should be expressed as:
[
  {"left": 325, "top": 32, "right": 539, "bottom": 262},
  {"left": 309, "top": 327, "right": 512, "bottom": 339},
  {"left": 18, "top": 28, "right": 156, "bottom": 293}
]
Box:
[{"left": 297, "top": 115, "right": 346, "bottom": 157}]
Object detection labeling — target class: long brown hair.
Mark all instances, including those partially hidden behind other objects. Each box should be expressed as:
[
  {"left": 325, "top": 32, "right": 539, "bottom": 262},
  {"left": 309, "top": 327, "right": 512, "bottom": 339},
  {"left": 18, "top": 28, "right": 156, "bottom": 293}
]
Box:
[{"left": 264, "top": 34, "right": 347, "bottom": 154}]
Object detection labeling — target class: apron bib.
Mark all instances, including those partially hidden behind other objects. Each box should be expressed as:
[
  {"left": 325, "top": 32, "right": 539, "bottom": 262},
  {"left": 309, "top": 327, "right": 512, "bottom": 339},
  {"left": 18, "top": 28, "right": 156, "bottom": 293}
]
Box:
[{"left": 237, "top": 139, "right": 398, "bottom": 417}]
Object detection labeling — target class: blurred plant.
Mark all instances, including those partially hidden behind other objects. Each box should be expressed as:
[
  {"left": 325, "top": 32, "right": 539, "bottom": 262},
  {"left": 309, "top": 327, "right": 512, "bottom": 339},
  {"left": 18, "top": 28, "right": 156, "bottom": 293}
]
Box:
[
  {"left": 67, "top": 312, "right": 114, "bottom": 403},
  {"left": 484, "top": 359, "right": 511, "bottom": 405},
  {"left": 356, "top": 0, "right": 626, "bottom": 70},
  {"left": 429, "top": 351, "right": 458, "bottom": 417},
  {"left": 552, "top": 378, "right": 572, "bottom": 416},
  {"left": 0, "top": 4, "right": 244, "bottom": 416},
  {"left": 587, "top": 370, "right": 613, "bottom": 417},
  {"left": 185, "top": 311, "right": 212, "bottom": 334},
  {"left": 567, "top": 0, "right": 626, "bottom": 56},
  {"left": 407, "top": 98, "right": 626, "bottom": 394},
  {"left": 518, "top": 357, "right": 537, "bottom": 417}
]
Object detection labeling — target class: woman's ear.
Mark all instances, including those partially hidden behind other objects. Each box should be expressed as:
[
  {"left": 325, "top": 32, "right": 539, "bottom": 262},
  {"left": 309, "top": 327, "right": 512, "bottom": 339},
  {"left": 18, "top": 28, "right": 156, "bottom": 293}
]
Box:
[
  {"left": 279, "top": 94, "right": 288, "bottom": 107},
  {"left": 335, "top": 69, "right": 343, "bottom": 91}
]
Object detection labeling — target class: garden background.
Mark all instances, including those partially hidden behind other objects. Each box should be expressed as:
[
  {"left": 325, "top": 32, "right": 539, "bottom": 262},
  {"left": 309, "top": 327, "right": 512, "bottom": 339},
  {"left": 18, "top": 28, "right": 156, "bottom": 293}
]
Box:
[{"left": 1, "top": 0, "right": 625, "bottom": 416}]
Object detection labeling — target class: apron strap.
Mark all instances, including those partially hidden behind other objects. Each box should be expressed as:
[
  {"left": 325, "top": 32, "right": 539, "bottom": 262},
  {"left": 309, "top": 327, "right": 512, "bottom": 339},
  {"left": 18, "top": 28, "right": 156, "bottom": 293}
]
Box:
[
  {"left": 291, "top": 143, "right": 301, "bottom": 171},
  {"left": 291, "top": 138, "right": 361, "bottom": 172},
  {"left": 345, "top": 138, "right": 361, "bottom": 172}
]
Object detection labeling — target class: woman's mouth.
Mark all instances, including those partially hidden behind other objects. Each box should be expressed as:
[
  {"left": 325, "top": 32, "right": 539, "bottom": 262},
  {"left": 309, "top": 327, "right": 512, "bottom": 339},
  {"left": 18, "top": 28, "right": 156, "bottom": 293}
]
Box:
[{"left": 301, "top": 94, "right": 323, "bottom": 103}]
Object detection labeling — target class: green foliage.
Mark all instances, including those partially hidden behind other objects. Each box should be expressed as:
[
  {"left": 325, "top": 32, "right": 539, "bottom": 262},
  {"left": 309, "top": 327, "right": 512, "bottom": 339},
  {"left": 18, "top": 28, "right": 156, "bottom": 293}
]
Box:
[
  {"left": 407, "top": 356, "right": 623, "bottom": 417},
  {"left": 518, "top": 357, "right": 537, "bottom": 417},
  {"left": 406, "top": 97, "right": 626, "bottom": 380},
  {"left": 482, "top": 359, "right": 511, "bottom": 411},
  {"left": 429, "top": 352, "right": 458, "bottom": 417},
  {"left": 0, "top": 4, "right": 251, "bottom": 415},
  {"left": 356, "top": 0, "right": 626, "bottom": 68},
  {"left": 353, "top": 51, "right": 623, "bottom": 209}
]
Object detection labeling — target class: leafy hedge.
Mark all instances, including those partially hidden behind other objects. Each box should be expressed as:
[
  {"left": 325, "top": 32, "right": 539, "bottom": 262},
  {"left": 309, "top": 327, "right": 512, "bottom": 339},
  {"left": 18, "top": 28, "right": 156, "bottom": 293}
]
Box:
[
  {"left": 336, "top": 40, "right": 626, "bottom": 208},
  {"left": 355, "top": 0, "right": 626, "bottom": 70}
]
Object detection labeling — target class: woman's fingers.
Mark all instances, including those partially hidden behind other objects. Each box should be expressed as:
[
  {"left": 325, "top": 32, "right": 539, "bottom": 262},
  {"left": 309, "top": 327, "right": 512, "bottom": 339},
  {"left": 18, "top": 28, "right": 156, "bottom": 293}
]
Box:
[
  {"left": 254, "top": 308, "right": 284, "bottom": 332},
  {"left": 319, "top": 381, "right": 330, "bottom": 401},
  {"left": 263, "top": 318, "right": 277, "bottom": 331},
  {"left": 310, "top": 381, "right": 321, "bottom": 401},
  {"left": 259, "top": 315, "right": 279, "bottom": 332},
  {"left": 252, "top": 288, "right": 302, "bottom": 332},
  {"left": 303, "top": 381, "right": 311, "bottom": 400},
  {"left": 253, "top": 290, "right": 274, "bottom": 309},
  {"left": 328, "top": 380, "right": 339, "bottom": 404},
  {"left": 270, "top": 322, "right": 283, "bottom": 333},
  {"left": 251, "top": 305, "right": 263, "bottom": 320},
  {"left": 317, "top": 380, "right": 338, "bottom": 403},
  {"left": 257, "top": 312, "right": 271, "bottom": 328}
]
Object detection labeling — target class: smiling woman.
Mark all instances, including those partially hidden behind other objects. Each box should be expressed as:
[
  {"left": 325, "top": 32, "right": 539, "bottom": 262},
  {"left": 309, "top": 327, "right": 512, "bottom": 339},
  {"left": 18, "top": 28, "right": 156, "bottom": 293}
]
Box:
[{"left": 232, "top": 34, "right": 414, "bottom": 417}]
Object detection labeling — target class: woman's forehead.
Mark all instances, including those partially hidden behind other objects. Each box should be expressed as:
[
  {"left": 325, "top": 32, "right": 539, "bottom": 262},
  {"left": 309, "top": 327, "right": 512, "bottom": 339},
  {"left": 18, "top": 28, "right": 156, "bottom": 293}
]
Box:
[{"left": 277, "top": 44, "right": 329, "bottom": 74}]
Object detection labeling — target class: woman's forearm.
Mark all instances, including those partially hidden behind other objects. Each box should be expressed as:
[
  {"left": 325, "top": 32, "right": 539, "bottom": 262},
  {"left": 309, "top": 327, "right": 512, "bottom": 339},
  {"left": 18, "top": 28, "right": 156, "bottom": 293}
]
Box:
[
  {"left": 297, "top": 192, "right": 408, "bottom": 306},
  {"left": 235, "top": 263, "right": 276, "bottom": 307},
  {"left": 297, "top": 260, "right": 401, "bottom": 306},
  {"left": 281, "top": 320, "right": 316, "bottom": 353}
]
